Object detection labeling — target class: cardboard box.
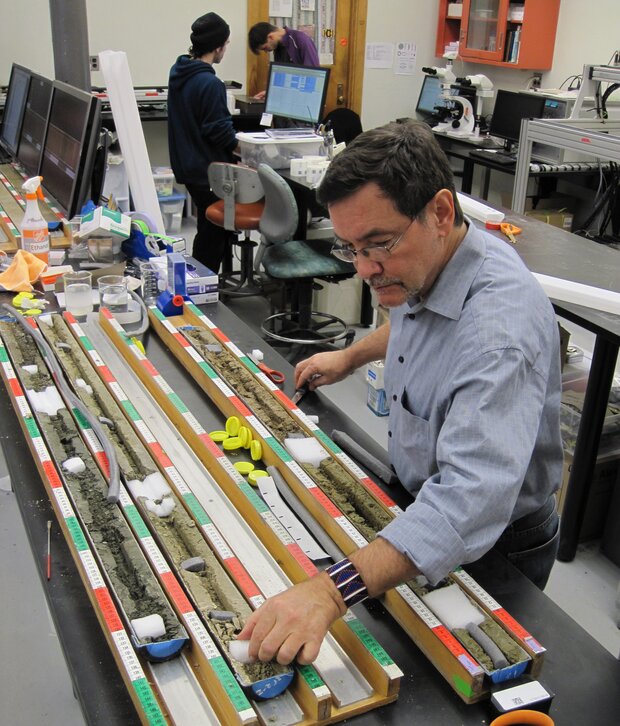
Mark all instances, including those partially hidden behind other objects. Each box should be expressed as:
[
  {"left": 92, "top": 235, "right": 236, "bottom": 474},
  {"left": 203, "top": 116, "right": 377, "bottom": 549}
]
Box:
[
  {"left": 312, "top": 276, "right": 362, "bottom": 325},
  {"left": 525, "top": 209, "right": 574, "bottom": 231},
  {"left": 78, "top": 207, "right": 131, "bottom": 241}
]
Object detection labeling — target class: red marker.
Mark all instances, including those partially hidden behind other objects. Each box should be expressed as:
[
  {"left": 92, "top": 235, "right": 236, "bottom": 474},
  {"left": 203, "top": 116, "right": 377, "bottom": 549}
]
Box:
[{"left": 46, "top": 520, "right": 52, "bottom": 580}]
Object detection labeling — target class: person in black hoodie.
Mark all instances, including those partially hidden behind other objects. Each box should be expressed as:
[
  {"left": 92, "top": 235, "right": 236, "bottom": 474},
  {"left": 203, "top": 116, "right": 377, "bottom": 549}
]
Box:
[{"left": 168, "top": 12, "right": 238, "bottom": 273}]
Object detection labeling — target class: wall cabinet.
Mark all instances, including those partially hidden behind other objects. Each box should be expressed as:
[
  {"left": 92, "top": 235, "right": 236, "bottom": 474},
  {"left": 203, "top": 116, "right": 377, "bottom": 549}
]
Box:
[{"left": 435, "top": 0, "right": 560, "bottom": 70}]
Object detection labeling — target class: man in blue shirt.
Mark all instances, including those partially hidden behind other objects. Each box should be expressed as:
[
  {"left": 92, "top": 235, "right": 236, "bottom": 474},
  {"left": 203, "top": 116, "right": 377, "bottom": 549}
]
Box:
[
  {"left": 237, "top": 120, "right": 562, "bottom": 666},
  {"left": 168, "top": 13, "right": 237, "bottom": 273},
  {"left": 248, "top": 22, "right": 320, "bottom": 101}
]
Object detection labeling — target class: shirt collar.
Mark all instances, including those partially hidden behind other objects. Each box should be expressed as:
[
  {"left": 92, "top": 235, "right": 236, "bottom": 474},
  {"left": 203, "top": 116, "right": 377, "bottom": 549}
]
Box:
[{"left": 406, "top": 218, "right": 485, "bottom": 320}]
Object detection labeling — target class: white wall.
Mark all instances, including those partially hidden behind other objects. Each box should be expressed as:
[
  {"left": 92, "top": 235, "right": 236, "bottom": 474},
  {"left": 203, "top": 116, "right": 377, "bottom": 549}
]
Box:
[
  {"left": 1, "top": 0, "right": 619, "bottom": 131},
  {"left": 0, "top": 0, "right": 247, "bottom": 89}
]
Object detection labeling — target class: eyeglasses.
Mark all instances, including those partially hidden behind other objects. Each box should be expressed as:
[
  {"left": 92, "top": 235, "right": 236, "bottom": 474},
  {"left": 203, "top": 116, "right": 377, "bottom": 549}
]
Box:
[{"left": 330, "top": 218, "right": 415, "bottom": 263}]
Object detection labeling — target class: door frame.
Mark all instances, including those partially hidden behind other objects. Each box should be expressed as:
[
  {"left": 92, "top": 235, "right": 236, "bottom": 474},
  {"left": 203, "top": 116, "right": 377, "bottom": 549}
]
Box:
[{"left": 246, "top": 0, "right": 368, "bottom": 115}]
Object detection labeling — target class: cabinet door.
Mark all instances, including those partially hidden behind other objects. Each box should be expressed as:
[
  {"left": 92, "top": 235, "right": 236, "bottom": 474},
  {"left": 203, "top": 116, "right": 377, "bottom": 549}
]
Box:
[{"left": 460, "top": 0, "right": 509, "bottom": 62}]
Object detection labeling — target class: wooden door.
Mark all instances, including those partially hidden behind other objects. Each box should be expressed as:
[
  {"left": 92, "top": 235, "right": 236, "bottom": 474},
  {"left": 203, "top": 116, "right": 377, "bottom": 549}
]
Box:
[{"left": 246, "top": 0, "right": 367, "bottom": 116}]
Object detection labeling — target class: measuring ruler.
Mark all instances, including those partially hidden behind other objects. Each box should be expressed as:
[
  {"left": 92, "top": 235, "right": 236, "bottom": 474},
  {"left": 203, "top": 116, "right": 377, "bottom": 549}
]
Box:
[{"left": 257, "top": 475, "right": 330, "bottom": 562}]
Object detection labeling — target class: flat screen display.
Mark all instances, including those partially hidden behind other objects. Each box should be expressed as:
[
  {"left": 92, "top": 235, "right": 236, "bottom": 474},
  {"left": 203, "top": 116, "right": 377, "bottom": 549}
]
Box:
[
  {"left": 0, "top": 64, "right": 31, "bottom": 157},
  {"left": 489, "top": 89, "right": 546, "bottom": 145},
  {"left": 40, "top": 81, "right": 101, "bottom": 219},
  {"left": 17, "top": 73, "right": 53, "bottom": 176},
  {"left": 264, "top": 62, "right": 330, "bottom": 125},
  {"left": 416, "top": 75, "right": 446, "bottom": 117}
]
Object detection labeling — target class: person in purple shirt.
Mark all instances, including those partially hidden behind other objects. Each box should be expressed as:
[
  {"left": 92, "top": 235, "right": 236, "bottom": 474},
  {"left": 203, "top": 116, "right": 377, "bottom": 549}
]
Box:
[{"left": 248, "top": 22, "right": 320, "bottom": 100}]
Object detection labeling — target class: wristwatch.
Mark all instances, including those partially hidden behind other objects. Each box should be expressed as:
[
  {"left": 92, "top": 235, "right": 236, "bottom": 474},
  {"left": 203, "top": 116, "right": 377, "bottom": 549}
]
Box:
[{"left": 325, "top": 557, "right": 369, "bottom": 608}]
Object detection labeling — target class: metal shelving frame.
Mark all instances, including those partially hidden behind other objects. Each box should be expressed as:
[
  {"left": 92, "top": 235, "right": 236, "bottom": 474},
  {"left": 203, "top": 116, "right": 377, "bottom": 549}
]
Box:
[{"left": 512, "top": 64, "right": 620, "bottom": 213}]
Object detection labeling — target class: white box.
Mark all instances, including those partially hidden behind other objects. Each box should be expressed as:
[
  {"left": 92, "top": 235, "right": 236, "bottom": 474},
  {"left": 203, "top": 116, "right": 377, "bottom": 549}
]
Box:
[
  {"left": 312, "top": 276, "right": 362, "bottom": 325},
  {"left": 78, "top": 206, "right": 131, "bottom": 241},
  {"left": 236, "top": 132, "right": 324, "bottom": 170},
  {"left": 152, "top": 167, "right": 174, "bottom": 196},
  {"left": 366, "top": 360, "right": 390, "bottom": 416},
  {"left": 186, "top": 259, "right": 219, "bottom": 305}
]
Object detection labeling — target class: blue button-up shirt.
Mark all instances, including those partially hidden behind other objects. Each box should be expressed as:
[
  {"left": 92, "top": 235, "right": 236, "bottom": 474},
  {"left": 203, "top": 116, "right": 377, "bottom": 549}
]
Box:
[{"left": 379, "top": 220, "right": 563, "bottom": 584}]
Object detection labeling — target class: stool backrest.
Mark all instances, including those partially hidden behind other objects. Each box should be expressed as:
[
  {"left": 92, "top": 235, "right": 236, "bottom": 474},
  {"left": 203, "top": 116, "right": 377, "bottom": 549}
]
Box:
[
  {"left": 208, "top": 162, "right": 264, "bottom": 231},
  {"left": 256, "top": 164, "right": 298, "bottom": 244}
]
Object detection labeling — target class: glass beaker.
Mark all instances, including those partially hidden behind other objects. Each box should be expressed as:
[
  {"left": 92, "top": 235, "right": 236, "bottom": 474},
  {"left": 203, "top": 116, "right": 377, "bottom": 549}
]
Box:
[
  {"left": 98, "top": 275, "right": 128, "bottom": 314},
  {"left": 64, "top": 269, "right": 93, "bottom": 318}
]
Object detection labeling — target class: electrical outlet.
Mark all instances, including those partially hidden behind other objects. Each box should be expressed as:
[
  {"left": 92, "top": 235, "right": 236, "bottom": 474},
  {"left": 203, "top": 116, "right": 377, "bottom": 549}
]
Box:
[
  {"left": 89, "top": 55, "right": 99, "bottom": 72},
  {"left": 531, "top": 73, "right": 542, "bottom": 89}
]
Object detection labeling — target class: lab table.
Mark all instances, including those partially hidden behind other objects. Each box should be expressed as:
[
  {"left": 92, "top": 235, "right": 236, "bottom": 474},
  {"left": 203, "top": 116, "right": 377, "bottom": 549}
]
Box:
[{"left": 2, "top": 298, "right": 620, "bottom": 725}]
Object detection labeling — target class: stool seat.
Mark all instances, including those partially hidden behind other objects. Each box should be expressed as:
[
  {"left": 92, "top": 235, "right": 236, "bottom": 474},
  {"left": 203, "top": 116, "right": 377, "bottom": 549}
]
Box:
[{"left": 206, "top": 200, "right": 264, "bottom": 231}]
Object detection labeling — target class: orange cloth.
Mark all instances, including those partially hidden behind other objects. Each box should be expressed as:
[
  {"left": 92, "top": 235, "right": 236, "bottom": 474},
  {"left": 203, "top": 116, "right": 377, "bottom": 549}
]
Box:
[{"left": 0, "top": 249, "right": 47, "bottom": 292}]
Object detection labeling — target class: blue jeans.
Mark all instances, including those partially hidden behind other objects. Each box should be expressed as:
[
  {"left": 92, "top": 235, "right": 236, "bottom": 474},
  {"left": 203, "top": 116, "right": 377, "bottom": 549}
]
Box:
[{"left": 489, "top": 496, "right": 560, "bottom": 590}]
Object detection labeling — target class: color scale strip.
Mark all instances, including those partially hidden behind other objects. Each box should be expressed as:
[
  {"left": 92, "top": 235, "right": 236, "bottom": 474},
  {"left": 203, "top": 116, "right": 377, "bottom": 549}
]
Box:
[
  {"left": 0, "top": 335, "right": 167, "bottom": 726},
  {"left": 56, "top": 313, "right": 258, "bottom": 722},
  {"left": 395, "top": 584, "right": 483, "bottom": 677},
  {"left": 452, "top": 569, "right": 545, "bottom": 655},
  {"left": 0, "top": 201, "right": 20, "bottom": 238},
  {"left": 188, "top": 303, "right": 402, "bottom": 518},
  {"left": 107, "top": 308, "right": 398, "bottom": 681},
  {"left": 68, "top": 311, "right": 263, "bottom": 608}
]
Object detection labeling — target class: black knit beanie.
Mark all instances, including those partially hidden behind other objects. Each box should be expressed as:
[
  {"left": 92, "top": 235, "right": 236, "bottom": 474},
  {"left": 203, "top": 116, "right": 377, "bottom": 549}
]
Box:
[{"left": 190, "top": 12, "right": 230, "bottom": 56}]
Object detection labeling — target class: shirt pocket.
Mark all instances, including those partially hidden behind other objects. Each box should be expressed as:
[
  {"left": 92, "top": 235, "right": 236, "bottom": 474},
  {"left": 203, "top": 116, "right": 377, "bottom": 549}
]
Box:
[{"left": 389, "top": 402, "right": 433, "bottom": 491}]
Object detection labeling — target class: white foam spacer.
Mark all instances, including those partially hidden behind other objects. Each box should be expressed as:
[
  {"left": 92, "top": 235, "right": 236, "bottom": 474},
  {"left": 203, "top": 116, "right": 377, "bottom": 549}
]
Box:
[
  {"left": 284, "top": 437, "right": 329, "bottom": 467},
  {"left": 62, "top": 457, "right": 87, "bottom": 474},
  {"left": 131, "top": 613, "right": 166, "bottom": 641},
  {"left": 421, "top": 583, "right": 484, "bottom": 630},
  {"left": 229, "top": 639, "right": 255, "bottom": 664},
  {"left": 250, "top": 348, "right": 264, "bottom": 362}
]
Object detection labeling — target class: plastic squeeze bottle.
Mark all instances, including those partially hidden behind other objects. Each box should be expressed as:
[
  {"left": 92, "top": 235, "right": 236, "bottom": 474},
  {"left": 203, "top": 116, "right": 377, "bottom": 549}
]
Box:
[{"left": 20, "top": 176, "right": 49, "bottom": 264}]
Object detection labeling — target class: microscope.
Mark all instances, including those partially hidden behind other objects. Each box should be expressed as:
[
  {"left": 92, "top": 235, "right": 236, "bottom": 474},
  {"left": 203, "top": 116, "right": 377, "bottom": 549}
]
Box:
[
  {"left": 455, "top": 74, "right": 494, "bottom": 135},
  {"left": 422, "top": 62, "right": 476, "bottom": 137}
]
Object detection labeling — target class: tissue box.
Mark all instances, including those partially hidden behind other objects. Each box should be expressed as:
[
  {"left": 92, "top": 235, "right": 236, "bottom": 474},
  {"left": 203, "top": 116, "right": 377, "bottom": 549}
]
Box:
[
  {"left": 78, "top": 207, "right": 131, "bottom": 241},
  {"left": 186, "top": 259, "right": 218, "bottom": 304}
]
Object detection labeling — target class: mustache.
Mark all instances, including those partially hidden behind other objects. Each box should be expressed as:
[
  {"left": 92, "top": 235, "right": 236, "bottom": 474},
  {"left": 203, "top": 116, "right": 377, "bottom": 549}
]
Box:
[{"left": 367, "top": 275, "right": 403, "bottom": 289}]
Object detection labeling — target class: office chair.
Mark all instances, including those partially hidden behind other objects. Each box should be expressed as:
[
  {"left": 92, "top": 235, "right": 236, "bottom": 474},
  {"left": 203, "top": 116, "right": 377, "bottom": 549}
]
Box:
[
  {"left": 255, "top": 163, "right": 355, "bottom": 348},
  {"left": 321, "top": 108, "right": 363, "bottom": 145},
  {"left": 206, "top": 162, "right": 265, "bottom": 296}
]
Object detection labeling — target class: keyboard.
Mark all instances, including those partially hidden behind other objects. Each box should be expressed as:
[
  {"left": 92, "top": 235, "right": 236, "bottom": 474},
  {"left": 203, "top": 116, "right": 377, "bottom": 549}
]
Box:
[
  {"left": 469, "top": 148, "right": 517, "bottom": 166},
  {"left": 265, "top": 128, "right": 318, "bottom": 139}
]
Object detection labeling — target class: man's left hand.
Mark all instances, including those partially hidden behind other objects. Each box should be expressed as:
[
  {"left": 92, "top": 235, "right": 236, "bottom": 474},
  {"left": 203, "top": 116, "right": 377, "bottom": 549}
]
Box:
[{"left": 236, "top": 573, "right": 345, "bottom": 665}]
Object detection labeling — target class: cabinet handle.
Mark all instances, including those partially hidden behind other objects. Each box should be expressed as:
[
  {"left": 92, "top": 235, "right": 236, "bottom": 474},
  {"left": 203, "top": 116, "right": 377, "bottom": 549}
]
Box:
[{"left": 498, "top": 31, "right": 504, "bottom": 51}]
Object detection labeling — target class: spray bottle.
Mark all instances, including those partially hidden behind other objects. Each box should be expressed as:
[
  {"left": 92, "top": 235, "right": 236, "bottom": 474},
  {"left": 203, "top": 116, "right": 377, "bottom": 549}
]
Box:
[{"left": 20, "top": 176, "right": 49, "bottom": 264}]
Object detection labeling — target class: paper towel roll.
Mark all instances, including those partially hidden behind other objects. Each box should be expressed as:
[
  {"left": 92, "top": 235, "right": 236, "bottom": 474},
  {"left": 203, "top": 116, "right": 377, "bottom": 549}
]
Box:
[{"left": 99, "top": 50, "right": 165, "bottom": 233}]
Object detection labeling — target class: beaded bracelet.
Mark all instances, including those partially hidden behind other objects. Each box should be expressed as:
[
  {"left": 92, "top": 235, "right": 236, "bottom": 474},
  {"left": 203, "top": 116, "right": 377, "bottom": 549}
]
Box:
[{"left": 325, "top": 557, "right": 369, "bottom": 608}]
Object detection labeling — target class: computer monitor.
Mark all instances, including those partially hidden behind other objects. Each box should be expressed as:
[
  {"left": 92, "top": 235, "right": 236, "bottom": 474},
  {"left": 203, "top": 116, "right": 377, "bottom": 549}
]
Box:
[
  {"left": 39, "top": 81, "right": 102, "bottom": 219},
  {"left": 416, "top": 75, "right": 446, "bottom": 119},
  {"left": 489, "top": 89, "right": 546, "bottom": 152},
  {"left": 17, "top": 73, "right": 53, "bottom": 176},
  {"left": 0, "top": 64, "right": 31, "bottom": 158},
  {"left": 264, "top": 62, "right": 330, "bottom": 125}
]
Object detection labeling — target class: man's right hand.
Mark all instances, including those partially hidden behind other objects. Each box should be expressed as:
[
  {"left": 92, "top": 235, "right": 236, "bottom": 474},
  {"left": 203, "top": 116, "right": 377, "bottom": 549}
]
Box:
[
  {"left": 253, "top": 90, "right": 266, "bottom": 101},
  {"left": 294, "top": 349, "right": 354, "bottom": 392}
]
